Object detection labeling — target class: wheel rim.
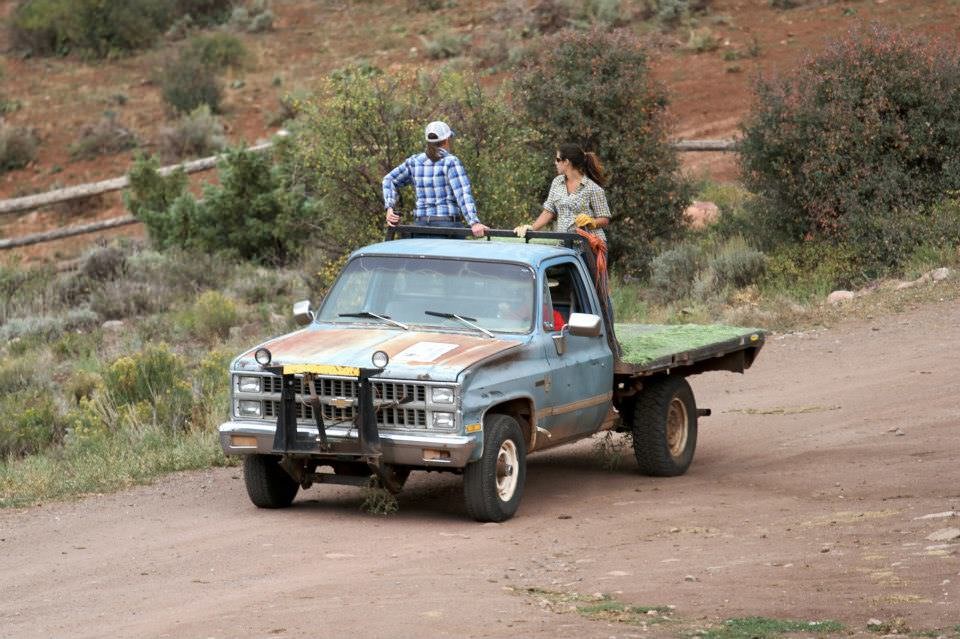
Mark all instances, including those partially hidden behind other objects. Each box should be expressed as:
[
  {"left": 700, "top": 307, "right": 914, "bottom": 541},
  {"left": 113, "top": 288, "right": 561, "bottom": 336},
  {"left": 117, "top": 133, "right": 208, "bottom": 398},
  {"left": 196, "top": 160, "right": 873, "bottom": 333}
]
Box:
[
  {"left": 666, "top": 397, "right": 689, "bottom": 458},
  {"left": 495, "top": 439, "right": 519, "bottom": 502}
]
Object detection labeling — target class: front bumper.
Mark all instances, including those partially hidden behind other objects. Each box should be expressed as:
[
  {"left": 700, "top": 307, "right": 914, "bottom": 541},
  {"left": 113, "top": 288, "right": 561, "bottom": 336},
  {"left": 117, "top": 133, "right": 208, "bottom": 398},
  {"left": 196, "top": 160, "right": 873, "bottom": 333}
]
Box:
[{"left": 219, "top": 421, "right": 478, "bottom": 468}]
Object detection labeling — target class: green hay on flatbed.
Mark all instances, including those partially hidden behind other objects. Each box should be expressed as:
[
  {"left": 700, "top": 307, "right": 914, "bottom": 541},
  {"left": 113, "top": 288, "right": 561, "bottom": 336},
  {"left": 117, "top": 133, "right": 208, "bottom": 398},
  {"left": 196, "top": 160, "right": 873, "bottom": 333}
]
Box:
[{"left": 615, "top": 323, "right": 762, "bottom": 366}]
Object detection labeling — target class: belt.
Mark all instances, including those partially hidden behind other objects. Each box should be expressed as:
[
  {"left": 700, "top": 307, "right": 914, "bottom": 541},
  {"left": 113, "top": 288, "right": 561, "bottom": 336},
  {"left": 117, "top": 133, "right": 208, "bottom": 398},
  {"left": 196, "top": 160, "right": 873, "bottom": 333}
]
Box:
[{"left": 418, "top": 215, "right": 459, "bottom": 222}]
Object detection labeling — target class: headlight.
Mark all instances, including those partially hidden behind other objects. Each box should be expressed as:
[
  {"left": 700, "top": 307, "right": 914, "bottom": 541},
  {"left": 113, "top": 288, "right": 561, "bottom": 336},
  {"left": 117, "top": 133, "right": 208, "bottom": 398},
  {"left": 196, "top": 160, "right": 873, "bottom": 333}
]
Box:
[
  {"left": 237, "top": 400, "right": 262, "bottom": 418},
  {"left": 432, "top": 412, "right": 455, "bottom": 430},
  {"left": 254, "top": 348, "right": 272, "bottom": 366},
  {"left": 237, "top": 376, "right": 262, "bottom": 393},
  {"left": 431, "top": 387, "right": 455, "bottom": 404},
  {"left": 372, "top": 350, "right": 389, "bottom": 368}
]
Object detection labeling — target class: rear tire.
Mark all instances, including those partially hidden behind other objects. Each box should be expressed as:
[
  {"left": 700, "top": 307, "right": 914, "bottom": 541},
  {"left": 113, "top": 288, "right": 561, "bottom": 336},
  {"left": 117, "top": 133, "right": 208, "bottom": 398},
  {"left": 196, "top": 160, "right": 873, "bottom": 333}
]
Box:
[
  {"left": 631, "top": 376, "right": 698, "bottom": 476},
  {"left": 244, "top": 454, "right": 299, "bottom": 508},
  {"left": 463, "top": 414, "right": 526, "bottom": 522}
]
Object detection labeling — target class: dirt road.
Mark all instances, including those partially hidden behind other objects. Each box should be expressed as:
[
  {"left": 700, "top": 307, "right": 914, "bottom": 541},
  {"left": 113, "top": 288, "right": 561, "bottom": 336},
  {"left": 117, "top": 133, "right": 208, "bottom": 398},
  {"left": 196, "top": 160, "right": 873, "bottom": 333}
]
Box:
[{"left": 2, "top": 301, "right": 958, "bottom": 638}]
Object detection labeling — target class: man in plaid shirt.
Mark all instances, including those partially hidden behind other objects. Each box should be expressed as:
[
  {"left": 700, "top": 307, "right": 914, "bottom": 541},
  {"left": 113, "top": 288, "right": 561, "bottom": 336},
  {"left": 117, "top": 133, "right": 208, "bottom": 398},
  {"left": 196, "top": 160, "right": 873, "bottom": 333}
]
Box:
[{"left": 383, "top": 121, "right": 489, "bottom": 237}]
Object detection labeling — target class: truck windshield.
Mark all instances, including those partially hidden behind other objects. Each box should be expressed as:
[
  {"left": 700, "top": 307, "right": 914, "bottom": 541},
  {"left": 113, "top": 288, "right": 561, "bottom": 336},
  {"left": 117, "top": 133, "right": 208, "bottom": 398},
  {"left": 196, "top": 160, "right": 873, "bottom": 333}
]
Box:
[{"left": 317, "top": 256, "right": 536, "bottom": 334}]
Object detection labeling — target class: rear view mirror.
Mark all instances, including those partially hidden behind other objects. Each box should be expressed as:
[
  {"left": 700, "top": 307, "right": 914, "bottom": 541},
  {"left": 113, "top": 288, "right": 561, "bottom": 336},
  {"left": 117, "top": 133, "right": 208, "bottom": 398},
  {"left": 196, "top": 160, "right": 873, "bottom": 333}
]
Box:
[
  {"left": 293, "top": 300, "right": 314, "bottom": 326},
  {"left": 567, "top": 312, "right": 602, "bottom": 337}
]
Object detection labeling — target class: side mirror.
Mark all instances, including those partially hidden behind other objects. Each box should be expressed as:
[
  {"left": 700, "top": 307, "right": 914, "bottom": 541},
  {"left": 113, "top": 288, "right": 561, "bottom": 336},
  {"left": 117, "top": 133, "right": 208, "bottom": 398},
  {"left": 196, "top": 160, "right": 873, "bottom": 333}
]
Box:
[
  {"left": 567, "top": 312, "right": 602, "bottom": 337},
  {"left": 293, "top": 299, "right": 315, "bottom": 326}
]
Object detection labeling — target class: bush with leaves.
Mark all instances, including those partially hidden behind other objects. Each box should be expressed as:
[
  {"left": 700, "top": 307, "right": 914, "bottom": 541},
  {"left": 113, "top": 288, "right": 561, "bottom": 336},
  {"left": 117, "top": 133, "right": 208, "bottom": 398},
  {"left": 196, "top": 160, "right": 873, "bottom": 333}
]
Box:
[
  {"left": 69, "top": 111, "right": 137, "bottom": 160},
  {"left": 127, "top": 146, "right": 317, "bottom": 263},
  {"left": 157, "top": 105, "right": 227, "bottom": 162},
  {"left": 740, "top": 25, "right": 960, "bottom": 277},
  {"left": 285, "top": 69, "right": 543, "bottom": 263},
  {"left": 514, "top": 28, "right": 691, "bottom": 277},
  {"left": 102, "top": 343, "right": 193, "bottom": 433},
  {"left": 0, "top": 123, "right": 37, "bottom": 173},
  {"left": 159, "top": 50, "right": 223, "bottom": 114},
  {"left": 10, "top": 0, "right": 236, "bottom": 57},
  {"left": 184, "top": 32, "right": 248, "bottom": 70}
]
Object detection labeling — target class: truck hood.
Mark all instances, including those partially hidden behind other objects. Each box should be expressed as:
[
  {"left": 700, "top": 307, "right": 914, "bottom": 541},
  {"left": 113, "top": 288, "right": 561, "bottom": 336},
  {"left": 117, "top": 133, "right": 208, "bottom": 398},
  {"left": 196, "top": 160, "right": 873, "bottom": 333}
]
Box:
[{"left": 236, "top": 325, "right": 523, "bottom": 382}]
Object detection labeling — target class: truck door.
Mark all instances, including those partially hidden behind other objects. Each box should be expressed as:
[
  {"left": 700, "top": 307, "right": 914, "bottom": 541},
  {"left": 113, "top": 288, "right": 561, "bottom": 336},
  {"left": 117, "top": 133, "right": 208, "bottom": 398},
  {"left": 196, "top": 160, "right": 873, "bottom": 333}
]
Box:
[{"left": 537, "top": 258, "right": 614, "bottom": 444}]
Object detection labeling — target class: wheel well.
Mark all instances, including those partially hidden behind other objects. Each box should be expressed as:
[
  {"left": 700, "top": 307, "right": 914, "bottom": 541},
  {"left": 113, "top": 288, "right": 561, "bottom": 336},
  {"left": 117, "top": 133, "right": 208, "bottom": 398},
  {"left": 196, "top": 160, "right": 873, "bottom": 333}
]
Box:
[{"left": 486, "top": 398, "right": 534, "bottom": 449}]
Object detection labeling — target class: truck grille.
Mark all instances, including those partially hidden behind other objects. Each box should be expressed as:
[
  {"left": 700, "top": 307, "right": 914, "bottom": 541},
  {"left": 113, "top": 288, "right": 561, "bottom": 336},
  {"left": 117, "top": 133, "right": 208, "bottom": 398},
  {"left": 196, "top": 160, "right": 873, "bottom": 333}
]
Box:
[
  {"left": 263, "top": 376, "right": 428, "bottom": 403},
  {"left": 237, "top": 374, "right": 450, "bottom": 432}
]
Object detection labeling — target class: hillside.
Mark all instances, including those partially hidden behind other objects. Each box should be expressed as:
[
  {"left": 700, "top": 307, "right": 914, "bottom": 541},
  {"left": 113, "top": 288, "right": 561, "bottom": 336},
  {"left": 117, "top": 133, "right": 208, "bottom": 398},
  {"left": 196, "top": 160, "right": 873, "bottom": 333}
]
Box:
[{"left": 1, "top": 0, "right": 958, "bottom": 261}]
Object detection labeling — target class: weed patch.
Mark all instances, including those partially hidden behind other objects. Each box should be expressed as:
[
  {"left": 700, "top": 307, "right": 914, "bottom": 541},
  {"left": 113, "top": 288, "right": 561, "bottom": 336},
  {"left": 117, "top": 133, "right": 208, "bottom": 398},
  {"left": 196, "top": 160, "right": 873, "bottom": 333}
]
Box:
[
  {"left": 360, "top": 478, "right": 399, "bottom": 515},
  {"left": 592, "top": 431, "right": 630, "bottom": 471},
  {"left": 0, "top": 124, "right": 37, "bottom": 173},
  {"left": 519, "top": 588, "right": 673, "bottom": 626},
  {"left": 157, "top": 105, "right": 227, "bottom": 162},
  {"left": 69, "top": 112, "right": 137, "bottom": 160},
  {"left": 703, "top": 616, "right": 844, "bottom": 639}
]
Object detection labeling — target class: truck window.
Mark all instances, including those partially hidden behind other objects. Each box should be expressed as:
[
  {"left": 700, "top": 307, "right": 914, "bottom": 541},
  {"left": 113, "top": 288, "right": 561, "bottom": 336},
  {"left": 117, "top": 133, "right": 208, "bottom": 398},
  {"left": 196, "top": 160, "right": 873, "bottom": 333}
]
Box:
[
  {"left": 544, "top": 262, "right": 593, "bottom": 330},
  {"left": 317, "top": 256, "right": 537, "bottom": 334}
]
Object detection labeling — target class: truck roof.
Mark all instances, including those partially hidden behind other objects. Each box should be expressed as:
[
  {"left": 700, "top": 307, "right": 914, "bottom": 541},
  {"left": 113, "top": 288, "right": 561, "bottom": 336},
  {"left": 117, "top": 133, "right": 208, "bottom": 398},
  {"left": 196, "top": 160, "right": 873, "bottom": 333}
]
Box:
[{"left": 354, "top": 238, "right": 579, "bottom": 267}]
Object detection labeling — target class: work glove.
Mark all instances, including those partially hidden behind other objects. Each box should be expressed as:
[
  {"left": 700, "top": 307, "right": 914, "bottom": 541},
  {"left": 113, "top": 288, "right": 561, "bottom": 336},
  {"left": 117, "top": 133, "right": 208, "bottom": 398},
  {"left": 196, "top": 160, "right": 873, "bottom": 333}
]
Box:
[
  {"left": 513, "top": 224, "right": 532, "bottom": 238},
  {"left": 574, "top": 214, "right": 597, "bottom": 229}
]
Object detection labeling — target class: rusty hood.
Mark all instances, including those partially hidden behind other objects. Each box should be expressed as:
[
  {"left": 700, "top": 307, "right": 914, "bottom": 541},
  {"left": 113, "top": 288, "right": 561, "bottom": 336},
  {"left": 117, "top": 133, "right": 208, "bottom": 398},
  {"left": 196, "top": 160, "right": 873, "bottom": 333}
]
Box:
[{"left": 236, "top": 325, "right": 523, "bottom": 381}]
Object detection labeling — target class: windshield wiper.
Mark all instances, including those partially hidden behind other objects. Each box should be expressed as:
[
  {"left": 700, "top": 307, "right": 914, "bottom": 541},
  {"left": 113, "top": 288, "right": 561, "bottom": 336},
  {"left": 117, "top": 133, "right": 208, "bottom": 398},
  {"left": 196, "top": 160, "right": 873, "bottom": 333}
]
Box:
[
  {"left": 424, "top": 310, "right": 494, "bottom": 338},
  {"left": 339, "top": 310, "right": 409, "bottom": 330}
]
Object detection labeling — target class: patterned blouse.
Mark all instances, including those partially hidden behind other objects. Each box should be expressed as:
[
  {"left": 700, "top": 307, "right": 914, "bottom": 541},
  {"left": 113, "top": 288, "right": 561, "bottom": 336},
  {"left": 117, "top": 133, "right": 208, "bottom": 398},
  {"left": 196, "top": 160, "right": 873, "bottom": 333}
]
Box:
[{"left": 542, "top": 175, "right": 611, "bottom": 242}]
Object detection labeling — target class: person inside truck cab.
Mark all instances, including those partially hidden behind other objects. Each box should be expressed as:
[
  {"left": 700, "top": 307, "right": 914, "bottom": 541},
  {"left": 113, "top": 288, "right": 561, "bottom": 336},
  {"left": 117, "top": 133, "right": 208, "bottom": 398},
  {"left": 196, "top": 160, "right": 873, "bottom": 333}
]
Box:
[{"left": 383, "top": 121, "right": 490, "bottom": 238}]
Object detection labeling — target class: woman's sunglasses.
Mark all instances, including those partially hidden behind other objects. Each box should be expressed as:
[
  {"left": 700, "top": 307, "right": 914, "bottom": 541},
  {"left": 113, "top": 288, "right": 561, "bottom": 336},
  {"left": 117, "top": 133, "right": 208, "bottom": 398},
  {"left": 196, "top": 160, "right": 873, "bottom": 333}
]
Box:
[{"left": 554, "top": 156, "right": 564, "bottom": 162}]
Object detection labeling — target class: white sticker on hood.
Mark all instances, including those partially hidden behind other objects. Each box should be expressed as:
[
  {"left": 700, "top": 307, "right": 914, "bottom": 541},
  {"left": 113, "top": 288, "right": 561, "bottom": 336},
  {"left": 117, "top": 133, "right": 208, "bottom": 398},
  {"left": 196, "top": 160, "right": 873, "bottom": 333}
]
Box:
[{"left": 393, "top": 342, "right": 459, "bottom": 363}]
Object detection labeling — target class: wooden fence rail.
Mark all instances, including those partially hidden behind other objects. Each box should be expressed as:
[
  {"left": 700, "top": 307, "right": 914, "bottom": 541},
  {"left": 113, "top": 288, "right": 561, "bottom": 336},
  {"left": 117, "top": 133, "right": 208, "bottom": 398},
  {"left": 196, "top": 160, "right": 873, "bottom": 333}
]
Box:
[{"left": 0, "top": 138, "right": 738, "bottom": 251}]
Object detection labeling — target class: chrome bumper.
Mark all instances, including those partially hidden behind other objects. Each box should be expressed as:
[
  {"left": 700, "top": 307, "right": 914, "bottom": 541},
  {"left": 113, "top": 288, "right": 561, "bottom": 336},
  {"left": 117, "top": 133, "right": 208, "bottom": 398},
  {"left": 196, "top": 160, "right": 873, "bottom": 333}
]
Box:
[{"left": 218, "top": 421, "right": 477, "bottom": 468}]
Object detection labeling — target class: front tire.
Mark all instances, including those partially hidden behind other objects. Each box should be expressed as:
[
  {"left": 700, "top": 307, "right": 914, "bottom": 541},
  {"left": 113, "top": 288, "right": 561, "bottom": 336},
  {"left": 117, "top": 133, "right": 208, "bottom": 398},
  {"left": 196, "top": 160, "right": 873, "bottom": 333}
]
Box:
[
  {"left": 463, "top": 414, "right": 526, "bottom": 522},
  {"left": 631, "top": 376, "right": 698, "bottom": 476},
  {"left": 244, "top": 454, "right": 299, "bottom": 508}
]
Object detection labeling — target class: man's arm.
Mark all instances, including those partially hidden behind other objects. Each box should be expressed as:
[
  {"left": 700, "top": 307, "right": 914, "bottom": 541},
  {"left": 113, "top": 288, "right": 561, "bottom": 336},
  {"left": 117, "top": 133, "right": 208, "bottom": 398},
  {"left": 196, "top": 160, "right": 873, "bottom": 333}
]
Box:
[{"left": 382, "top": 160, "right": 412, "bottom": 225}]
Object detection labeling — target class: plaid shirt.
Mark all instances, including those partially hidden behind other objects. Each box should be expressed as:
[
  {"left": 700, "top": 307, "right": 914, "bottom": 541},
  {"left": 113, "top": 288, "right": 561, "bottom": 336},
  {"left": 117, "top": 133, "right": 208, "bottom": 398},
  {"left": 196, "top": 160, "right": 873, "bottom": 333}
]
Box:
[
  {"left": 382, "top": 150, "right": 480, "bottom": 225},
  {"left": 543, "top": 175, "right": 611, "bottom": 242}
]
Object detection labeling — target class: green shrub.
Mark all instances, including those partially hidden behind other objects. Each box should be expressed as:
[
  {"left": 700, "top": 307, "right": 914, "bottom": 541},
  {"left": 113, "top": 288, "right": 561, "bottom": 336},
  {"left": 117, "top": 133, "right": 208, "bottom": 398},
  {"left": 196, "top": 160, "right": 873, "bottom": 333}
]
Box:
[
  {"left": 709, "top": 236, "right": 767, "bottom": 290},
  {"left": 10, "top": 0, "right": 171, "bottom": 58},
  {"left": 0, "top": 309, "right": 99, "bottom": 342},
  {"left": 181, "top": 290, "right": 239, "bottom": 343},
  {"left": 184, "top": 32, "right": 248, "bottom": 70},
  {"left": 654, "top": 0, "right": 710, "bottom": 26},
  {"left": 69, "top": 112, "right": 137, "bottom": 160},
  {"left": 286, "top": 69, "right": 541, "bottom": 259},
  {"left": 125, "top": 154, "right": 190, "bottom": 237},
  {"left": 740, "top": 25, "right": 960, "bottom": 276},
  {"left": 421, "top": 30, "right": 469, "bottom": 59},
  {"left": 0, "top": 392, "right": 65, "bottom": 458},
  {"left": 67, "top": 370, "right": 101, "bottom": 405},
  {"left": 0, "top": 124, "right": 37, "bottom": 173},
  {"left": 762, "top": 241, "right": 864, "bottom": 296},
  {"left": 648, "top": 243, "right": 702, "bottom": 303},
  {"left": 89, "top": 279, "right": 168, "bottom": 320},
  {"left": 157, "top": 105, "right": 227, "bottom": 162},
  {"left": 230, "top": 1, "right": 274, "bottom": 33},
  {"left": 515, "top": 28, "right": 691, "bottom": 277},
  {"left": 160, "top": 52, "right": 222, "bottom": 114},
  {"left": 102, "top": 343, "right": 193, "bottom": 432},
  {"left": 9, "top": 0, "right": 236, "bottom": 57},
  {"left": 173, "top": 0, "right": 236, "bottom": 27},
  {"left": 80, "top": 244, "right": 127, "bottom": 281},
  {"left": 130, "top": 146, "right": 317, "bottom": 263}
]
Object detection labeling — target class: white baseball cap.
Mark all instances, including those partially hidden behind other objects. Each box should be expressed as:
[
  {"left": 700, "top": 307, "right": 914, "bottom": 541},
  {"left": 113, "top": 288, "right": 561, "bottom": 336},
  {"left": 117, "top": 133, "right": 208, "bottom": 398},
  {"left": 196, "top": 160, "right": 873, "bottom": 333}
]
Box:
[{"left": 425, "top": 121, "right": 454, "bottom": 142}]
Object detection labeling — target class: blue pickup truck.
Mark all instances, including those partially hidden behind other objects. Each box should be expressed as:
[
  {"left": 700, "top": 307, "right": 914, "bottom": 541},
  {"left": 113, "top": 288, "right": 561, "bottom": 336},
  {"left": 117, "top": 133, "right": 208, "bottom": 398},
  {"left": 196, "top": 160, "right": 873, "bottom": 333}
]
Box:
[{"left": 219, "top": 228, "right": 764, "bottom": 521}]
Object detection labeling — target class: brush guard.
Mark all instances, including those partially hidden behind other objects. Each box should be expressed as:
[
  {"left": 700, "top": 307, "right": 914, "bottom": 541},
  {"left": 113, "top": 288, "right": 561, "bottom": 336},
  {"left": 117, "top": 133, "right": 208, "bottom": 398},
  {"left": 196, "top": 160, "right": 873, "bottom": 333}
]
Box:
[{"left": 267, "top": 365, "right": 407, "bottom": 493}]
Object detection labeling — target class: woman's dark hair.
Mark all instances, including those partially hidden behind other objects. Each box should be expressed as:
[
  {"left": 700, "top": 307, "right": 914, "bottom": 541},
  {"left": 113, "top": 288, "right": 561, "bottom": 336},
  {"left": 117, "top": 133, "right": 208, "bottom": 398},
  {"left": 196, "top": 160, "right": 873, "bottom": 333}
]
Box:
[
  {"left": 426, "top": 141, "right": 444, "bottom": 162},
  {"left": 557, "top": 143, "right": 607, "bottom": 187}
]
